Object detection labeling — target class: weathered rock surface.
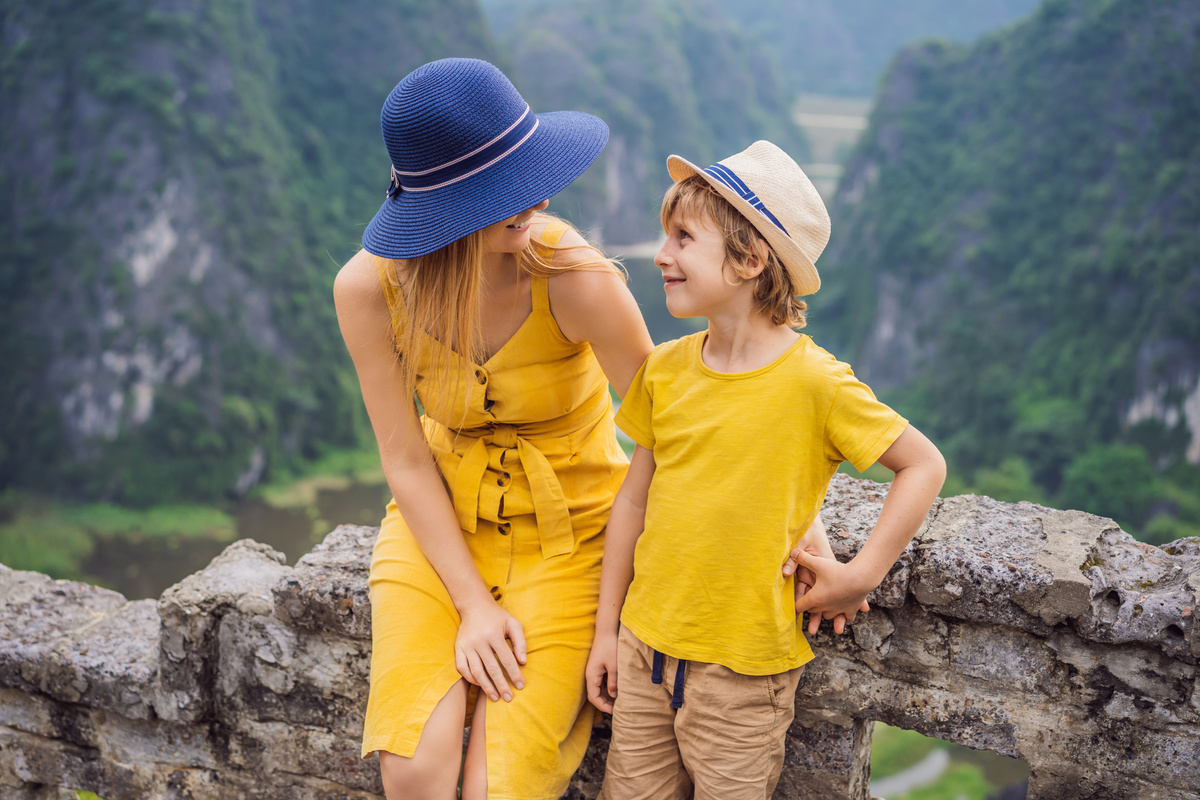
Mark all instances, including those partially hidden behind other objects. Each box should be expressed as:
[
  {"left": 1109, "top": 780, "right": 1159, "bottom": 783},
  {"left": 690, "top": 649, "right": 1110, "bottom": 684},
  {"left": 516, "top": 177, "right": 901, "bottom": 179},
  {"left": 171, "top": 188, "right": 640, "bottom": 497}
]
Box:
[{"left": 1, "top": 474, "right": 1198, "bottom": 799}]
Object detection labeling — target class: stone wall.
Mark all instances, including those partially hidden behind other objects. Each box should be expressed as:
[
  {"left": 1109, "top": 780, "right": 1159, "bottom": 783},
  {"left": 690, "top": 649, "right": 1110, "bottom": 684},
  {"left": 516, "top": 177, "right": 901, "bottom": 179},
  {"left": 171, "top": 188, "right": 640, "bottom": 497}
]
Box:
[{"left": 2, "top": 474, "right": 1198, "bottom": 800}]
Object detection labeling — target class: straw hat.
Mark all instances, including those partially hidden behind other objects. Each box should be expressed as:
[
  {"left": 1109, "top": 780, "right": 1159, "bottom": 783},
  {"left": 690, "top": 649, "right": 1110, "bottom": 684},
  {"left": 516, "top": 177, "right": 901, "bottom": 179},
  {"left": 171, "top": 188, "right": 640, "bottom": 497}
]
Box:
[
  {"left": 362, "top": 58, "right": 608, "bottom": 259},
  {"left": 666, "top": 141, "right": 830, "bottom": 296}
]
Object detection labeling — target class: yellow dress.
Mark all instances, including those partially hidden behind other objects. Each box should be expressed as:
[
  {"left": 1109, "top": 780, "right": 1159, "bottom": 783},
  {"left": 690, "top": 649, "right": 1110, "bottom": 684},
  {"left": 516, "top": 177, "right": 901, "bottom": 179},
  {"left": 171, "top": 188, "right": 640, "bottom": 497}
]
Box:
[{"left": 361, "top": 225, "right": 628, "bottom": 800}]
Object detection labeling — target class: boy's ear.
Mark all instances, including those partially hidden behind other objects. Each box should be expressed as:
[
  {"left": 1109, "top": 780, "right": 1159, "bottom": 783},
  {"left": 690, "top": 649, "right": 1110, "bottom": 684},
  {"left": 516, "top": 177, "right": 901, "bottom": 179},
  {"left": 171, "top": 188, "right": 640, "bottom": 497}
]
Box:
[{"left": 744, "top": 238, "right": 770, "bottom": 279}]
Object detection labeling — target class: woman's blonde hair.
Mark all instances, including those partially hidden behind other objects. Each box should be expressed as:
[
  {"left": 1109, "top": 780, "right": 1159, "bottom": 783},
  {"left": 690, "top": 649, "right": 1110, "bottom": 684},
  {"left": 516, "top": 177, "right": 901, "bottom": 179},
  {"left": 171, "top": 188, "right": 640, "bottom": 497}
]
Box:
[
  {"left": 379, "top": 211, "right": 623, "bottom": 419},
  {"left": 661, "top": 176, "right": 807, "bottom": 328}
]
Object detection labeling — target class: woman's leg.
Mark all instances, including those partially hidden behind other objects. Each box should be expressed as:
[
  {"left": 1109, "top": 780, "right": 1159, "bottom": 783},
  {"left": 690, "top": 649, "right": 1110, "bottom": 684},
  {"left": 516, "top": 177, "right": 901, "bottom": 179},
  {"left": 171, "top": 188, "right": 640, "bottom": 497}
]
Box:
[
  {"left": 379, "top": 680, "right": 469, "bottom": 800},
  {"left": 461, "top": 691, "right": 488, "bottom": 800}
]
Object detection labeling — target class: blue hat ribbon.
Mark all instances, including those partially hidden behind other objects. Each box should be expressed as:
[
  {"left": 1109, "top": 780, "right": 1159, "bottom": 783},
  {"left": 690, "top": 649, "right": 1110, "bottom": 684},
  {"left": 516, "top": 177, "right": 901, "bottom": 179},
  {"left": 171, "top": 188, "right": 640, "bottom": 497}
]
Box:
[{"left": 703, "top": 163, "right": 790, "bottom": 236}]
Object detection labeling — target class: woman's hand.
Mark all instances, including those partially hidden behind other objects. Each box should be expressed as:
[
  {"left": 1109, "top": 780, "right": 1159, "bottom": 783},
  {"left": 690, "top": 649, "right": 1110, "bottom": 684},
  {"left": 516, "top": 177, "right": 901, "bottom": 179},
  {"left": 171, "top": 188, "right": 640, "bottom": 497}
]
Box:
[
  {"left": 585, "top": 632, "right": 619, "bottom": 713},
  {"left": 455, "top": 599, "right": 527, "bottom": 703}
]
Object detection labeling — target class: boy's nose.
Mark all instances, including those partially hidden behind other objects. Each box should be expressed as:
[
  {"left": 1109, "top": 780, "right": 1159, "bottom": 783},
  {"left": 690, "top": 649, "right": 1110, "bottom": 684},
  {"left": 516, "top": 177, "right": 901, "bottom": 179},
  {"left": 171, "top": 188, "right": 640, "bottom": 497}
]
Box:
[{"left": 654, "top": 242, "right": 672, "bottom": 269}]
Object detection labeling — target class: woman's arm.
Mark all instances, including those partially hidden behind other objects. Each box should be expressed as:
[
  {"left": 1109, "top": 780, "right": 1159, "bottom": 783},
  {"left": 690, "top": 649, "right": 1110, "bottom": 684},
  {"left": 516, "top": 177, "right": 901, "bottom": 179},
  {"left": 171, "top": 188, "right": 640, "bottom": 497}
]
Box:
[
  {"left": 546, "top": 229, "right": 655, "bottom": 397},
  {"left": 333, "top": 250, "right": 526, "bottom": 704},
  {"left": 585, "top": 445, "right": 656, "bottom": 712}
]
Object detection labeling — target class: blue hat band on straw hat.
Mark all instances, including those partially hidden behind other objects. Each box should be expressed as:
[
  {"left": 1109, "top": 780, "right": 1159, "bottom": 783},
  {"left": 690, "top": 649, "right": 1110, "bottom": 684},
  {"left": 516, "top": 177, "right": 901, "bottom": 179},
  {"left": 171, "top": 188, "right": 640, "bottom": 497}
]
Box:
[
  {"left": 393, "top": 106, "right": 539, "bottom": 194},
  {"left": 703, "top": 163, "right": 790, "bottom": 236}
]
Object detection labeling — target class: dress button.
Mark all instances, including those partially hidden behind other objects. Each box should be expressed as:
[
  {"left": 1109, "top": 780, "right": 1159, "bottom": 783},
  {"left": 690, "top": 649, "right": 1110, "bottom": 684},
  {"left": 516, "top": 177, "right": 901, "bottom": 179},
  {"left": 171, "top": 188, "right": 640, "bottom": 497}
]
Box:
[
  {"left": 498, "top": 522, "right": 511, "bottom": 536},
  {"left": 475, "top": 369, "right": 487, "bottom": 384},
  {"left": 490, "top": 586, "right": 503, "bottom": 601},
  {"left": 497, "top": 471, "right": 511, "bottom": 486}
]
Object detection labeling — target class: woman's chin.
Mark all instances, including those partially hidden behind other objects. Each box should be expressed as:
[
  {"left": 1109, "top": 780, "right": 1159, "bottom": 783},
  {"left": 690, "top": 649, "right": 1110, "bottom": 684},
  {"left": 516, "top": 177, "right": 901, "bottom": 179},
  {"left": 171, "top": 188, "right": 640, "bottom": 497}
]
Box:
[{"left": 485, "top": 228, "right": 532, "bottom": 255}]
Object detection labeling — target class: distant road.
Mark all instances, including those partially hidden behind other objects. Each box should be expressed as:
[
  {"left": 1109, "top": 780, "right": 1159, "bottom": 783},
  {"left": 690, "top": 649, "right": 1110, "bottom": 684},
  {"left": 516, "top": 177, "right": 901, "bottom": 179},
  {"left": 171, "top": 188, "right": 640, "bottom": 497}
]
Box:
[
  {"left": 870, "top": 748, "right": 952, "bottom": 798},
  {"left": 794, "top": 94, "right": 873, "bottom": 199},
  {"left": 795, "top": 112, "right": 869, "bottom": 130},
  {"left": 607, "top": 93, "right": 873, "bottom": 249}
]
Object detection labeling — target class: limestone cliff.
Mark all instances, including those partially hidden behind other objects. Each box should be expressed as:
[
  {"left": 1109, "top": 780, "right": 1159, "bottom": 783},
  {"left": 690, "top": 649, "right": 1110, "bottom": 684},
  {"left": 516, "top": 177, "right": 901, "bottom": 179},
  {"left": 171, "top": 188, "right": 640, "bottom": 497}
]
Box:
[
  {"left": 817, "top": 0, "right": 1200, "bottom": 531},
  {"left": 0, "top": 0, "right": 496, "bottom": 504}
]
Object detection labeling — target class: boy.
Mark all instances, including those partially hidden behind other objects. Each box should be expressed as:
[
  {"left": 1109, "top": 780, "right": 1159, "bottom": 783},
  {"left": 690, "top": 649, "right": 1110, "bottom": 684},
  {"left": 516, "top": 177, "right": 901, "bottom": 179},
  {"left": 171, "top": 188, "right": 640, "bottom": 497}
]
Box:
[{"left": 585, "top": 141, "right": 946, "bottom": 800}]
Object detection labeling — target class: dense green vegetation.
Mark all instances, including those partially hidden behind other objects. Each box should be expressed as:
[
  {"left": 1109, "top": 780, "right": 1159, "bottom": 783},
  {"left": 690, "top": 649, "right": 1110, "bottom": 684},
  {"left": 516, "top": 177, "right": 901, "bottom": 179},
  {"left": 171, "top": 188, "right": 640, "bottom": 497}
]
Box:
[
  {"left": 481, "top": 0, "right": 1042, "bottom": 98},
  {"left": 4, "top": 0, "right": 1198, "bottom": 589},
  {"left": 0, "top": 0, "right": 496, "bottom": 509},
  {"left": 494, "top": 0, "right": 808, "bottom": 243},
  {"left": 710, "top": 0, "right": 1041, "bottom": 97},
  {"left": 819, "top": 0, "right": 1200, "bottom": 541}
]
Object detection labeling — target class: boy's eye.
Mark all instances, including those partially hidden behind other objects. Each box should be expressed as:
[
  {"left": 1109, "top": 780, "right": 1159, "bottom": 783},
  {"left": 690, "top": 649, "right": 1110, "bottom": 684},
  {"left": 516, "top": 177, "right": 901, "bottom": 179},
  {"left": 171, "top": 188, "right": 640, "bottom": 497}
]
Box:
[{"left": 678, "top": 229, "right": 690, "bottom": 240}]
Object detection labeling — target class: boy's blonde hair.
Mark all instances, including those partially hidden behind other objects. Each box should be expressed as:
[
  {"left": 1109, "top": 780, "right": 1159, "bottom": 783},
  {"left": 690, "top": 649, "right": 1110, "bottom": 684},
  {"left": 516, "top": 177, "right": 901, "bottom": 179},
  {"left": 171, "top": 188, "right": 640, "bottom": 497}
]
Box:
[{"left": 661, "top": 175, "right": 807, "bottom": 329}]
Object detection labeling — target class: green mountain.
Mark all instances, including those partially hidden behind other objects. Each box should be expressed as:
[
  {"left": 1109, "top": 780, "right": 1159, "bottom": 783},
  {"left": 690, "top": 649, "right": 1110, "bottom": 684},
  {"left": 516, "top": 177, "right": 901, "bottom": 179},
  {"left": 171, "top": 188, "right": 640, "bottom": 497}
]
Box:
[
  {"left": 484, "top": 0, "right": 1042, "bottom": 99},
  {"left": 714, "top": 0, "right": 1042, "bottom": 97},
  {"left": 816, "top": 0, "right": 1200, "bottom": 540},
  {"left": 0, "top": 0, "right": 497, "bottom": 505},
  {"left": 492, "top": 0, "right": 808, "bottom": 245}
]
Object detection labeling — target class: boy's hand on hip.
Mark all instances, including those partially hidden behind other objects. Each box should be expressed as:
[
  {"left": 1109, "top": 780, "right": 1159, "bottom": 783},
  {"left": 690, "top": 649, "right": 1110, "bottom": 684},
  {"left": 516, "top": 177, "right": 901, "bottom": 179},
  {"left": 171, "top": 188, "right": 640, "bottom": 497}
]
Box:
[
  {"left": 585, "top": 633, "right": 619, "bottom": 714},
  {"left": 787, "top": 550, "right": 872, "bottom": 635},
  {"left": 455, "top": 599, "right": 527, "bottom": 703},
  {"left": 784, "top": 546, "right": 867, "bottom": 635}
]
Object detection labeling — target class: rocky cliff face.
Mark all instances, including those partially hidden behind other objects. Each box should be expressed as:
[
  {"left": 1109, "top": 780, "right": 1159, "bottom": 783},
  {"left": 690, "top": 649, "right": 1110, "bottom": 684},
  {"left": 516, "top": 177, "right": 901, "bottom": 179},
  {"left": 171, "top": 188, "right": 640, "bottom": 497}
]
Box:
[
  {"left": 498, "top": 0, "right": 808, "bottom": 245},
  {"left": 817, "top": 0, "right": 1200, "bottom": 496},
  {"left": 0, "top": 0, "right": 496, "bottom": 504},
  {"left": 2, "top": 477, "right": 1199, "bottom": 799}
]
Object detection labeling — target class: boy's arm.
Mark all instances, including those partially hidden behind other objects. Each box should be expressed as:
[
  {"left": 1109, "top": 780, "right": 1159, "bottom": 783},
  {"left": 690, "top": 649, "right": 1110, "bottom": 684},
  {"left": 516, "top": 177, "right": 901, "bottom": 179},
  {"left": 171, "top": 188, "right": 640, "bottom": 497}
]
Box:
[
  {"left": 792, "top": 425, "right": 946, "bottom": 622},
  {"left": 585, "top": 445, "right": 655, "bottom": 713}
]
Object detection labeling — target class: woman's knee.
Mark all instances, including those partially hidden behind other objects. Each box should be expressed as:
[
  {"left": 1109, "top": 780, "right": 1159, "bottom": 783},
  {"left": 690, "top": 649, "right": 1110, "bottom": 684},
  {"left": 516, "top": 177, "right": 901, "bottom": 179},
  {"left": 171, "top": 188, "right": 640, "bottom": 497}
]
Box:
[
  {"left": 379, "top": 748, "right": 463, "bottom": 800},
  {"left": 378, "top": 681, "right": 468, "bottom": 799}
]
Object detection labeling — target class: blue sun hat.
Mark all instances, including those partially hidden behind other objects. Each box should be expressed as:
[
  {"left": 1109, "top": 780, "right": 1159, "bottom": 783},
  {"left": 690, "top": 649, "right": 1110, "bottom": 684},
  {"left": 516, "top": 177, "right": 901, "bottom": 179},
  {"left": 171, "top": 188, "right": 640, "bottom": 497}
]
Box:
[{"left": 362, "top": 58, "right": 609, "bottom": 259}]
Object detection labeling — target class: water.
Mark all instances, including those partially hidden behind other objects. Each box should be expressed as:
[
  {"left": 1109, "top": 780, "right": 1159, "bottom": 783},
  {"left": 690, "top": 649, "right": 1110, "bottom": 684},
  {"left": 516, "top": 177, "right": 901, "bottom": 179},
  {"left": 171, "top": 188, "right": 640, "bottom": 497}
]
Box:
[{"left": 84, "top": 481, "right": 393, "bottom": 600}]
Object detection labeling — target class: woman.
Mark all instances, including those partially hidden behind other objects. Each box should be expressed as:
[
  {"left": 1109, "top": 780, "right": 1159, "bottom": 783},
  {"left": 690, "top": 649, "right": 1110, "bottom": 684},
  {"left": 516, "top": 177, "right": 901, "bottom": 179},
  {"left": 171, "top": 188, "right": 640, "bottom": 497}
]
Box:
[{"left": 334, "top": 58, "right": 654, "bottom": 799}]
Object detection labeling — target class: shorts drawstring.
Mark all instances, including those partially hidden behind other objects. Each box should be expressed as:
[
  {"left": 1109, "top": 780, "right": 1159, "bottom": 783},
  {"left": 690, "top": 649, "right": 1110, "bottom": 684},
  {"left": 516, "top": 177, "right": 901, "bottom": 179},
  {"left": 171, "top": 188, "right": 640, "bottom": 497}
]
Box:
[{"left": 650, "top": 649, "right": 686, "bottom": 708}]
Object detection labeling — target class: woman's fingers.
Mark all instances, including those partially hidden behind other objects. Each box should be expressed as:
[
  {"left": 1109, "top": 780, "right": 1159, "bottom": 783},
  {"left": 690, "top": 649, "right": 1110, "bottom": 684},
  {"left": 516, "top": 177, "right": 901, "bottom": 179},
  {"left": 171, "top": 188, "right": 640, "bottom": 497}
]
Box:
[
  {"left": 465, "top": 650, "right": 498, "bottom": 701},
  {"left": 492, "top": 639, "right": 525, "bottom": 695},
  {"left": 455, "top": 604, "right": 529, "bottom": 701},
  {"left": 506, "top": 616, "right": 528, "bottom": 666},
  {"left": 478, "top": 648, "right": 514, "bottom": 702}
]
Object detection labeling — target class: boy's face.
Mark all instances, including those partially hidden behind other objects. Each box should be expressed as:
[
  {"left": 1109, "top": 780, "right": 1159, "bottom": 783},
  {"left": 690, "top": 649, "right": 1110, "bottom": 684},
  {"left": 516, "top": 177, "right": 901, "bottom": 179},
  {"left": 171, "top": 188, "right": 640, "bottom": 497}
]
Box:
[{"left": 655, "top": 211, "right": 736, "bottom": 320}]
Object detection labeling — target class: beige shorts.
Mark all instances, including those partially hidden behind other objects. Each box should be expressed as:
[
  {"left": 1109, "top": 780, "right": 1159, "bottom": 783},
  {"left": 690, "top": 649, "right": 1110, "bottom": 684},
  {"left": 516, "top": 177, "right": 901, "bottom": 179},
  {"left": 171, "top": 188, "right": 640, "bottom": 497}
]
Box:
[{"left": 599, "top": 625, "right": 804, "bottom": 800}]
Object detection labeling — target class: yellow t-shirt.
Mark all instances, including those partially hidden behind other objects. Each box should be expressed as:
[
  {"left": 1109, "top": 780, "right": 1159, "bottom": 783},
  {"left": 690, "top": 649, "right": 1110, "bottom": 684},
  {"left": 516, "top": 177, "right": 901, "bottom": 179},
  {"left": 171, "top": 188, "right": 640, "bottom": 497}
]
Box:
[{"left": 615, "top": 331, "right": 909, "bottom": 675}]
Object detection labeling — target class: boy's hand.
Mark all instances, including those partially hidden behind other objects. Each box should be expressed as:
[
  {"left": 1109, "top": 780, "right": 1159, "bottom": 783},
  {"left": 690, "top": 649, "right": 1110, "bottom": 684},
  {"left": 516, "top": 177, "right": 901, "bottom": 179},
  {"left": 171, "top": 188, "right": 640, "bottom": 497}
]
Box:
[
  {"left": 585, "top": 633, "right": 619, "bottom": 714},
  {"left": 784, "top": 536, "right": 867, "bottom": 636},
  {"left": 788, "top": 550, "right": 875, "bottom": 633}
]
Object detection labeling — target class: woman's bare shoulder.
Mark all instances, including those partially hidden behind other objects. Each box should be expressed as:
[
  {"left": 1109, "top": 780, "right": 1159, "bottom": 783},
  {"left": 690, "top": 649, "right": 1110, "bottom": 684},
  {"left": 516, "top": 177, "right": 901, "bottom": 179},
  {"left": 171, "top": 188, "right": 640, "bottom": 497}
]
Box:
[
  {"left": 549, "top": 225, "right": 603, "bottom": 267},
  {"left": 334, "top": 248, "right": 385, "bottom": 301}
]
